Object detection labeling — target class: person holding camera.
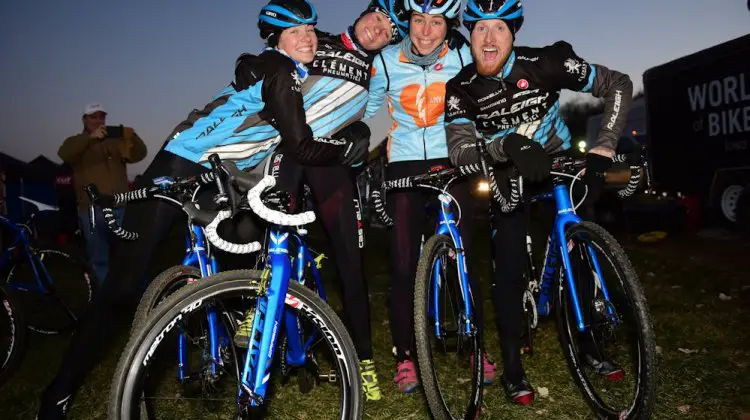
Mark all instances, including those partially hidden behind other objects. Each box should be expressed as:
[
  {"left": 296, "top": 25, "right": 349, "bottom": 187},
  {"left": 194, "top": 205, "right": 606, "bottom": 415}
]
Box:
[{"left": 58, "top": 103, "right": 147, "bottom": 285}]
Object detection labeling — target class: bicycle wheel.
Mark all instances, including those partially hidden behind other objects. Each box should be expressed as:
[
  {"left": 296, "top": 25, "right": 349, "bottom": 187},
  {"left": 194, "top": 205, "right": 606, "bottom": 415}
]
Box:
[
  {"left": 414, "top": 235, "right": 483, "bottom": 420},
  {"left": 5, "top": 246, "right": 95, "bottom": 334},
  {"left": 132, "top": 265, "right": 201, "bottom": 335},
  {"left": 555, "top": 222, "right": 656, "bottom": 419},
  {"left": 110, "top": 270, "right": 362, "bottom": 420},
  {"left": 0, "top": 285, "right": 26, "bottom": 385},
  {"left": 130, "top": 265, "right": 206, "bottom": 418}
]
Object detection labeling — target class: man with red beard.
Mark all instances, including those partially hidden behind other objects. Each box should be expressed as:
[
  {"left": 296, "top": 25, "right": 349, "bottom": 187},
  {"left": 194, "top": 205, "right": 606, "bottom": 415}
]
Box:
[{"left": 444, "top": 0, "right": 633, "bottom": 406}]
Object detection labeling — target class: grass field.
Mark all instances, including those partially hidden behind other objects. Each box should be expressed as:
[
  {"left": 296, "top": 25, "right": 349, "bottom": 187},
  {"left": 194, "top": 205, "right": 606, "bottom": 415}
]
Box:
[{"left": 1, "top": 223, "right": 749, "bottom": 419}]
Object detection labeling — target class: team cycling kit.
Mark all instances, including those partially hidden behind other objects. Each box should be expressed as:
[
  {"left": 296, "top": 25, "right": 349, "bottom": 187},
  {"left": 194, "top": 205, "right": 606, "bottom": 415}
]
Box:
[
  {"left": 444, "top": 40, "right": 633, "bottom": 384},
  {"left": 445, "top": 41, "right": 631, "bottom": 162},
  {"left": 165, "top": 47, "right": 360, "bottom": 169},
  {"left": 366, "top": 42, "right": 471, "bottom": 162}
]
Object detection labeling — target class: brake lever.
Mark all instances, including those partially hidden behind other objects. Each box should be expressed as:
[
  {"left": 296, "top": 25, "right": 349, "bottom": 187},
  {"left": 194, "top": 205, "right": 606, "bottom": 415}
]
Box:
[{"left": 208, "top": 154, "right": 237, "bottom": 214}]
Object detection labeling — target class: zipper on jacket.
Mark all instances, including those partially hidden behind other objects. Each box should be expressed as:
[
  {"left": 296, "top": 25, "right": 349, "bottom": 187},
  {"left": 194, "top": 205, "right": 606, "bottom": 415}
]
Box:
[{"left": 422, "top": 68, "right": 428, "bottom": 161}]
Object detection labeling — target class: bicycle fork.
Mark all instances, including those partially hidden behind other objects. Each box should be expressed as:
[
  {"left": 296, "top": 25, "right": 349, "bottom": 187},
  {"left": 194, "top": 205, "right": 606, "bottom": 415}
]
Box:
[
  {"left": 432, "top": 194, "right": 475, "bottom": 339},
  {"left": 546, "top": 185, "right": 615, "bottom": 332},
  {"left": 239, "top": 229, "right": 291, "bottom": 407},
  {"left": 175, "top": 225, "right": 225, "bottom": 381}
]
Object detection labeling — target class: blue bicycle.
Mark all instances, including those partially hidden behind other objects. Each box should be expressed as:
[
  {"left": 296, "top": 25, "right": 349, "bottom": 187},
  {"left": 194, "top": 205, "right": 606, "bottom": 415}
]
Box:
[
  {"left": 95, "top": 156, "right": 361, "bottom": 419},
  {"left": 1, "top": 197, "right": 95, "bottom": 334},
  {"left": 127, "top": 176, "right": 331, "bottom": 404},
  {"left": 373, "top": 156, "right": 504, "bottom": 420},
  {"left": 373, "top": 140, "right": 655, "bottom": 419},
  {"left": 514, "top": 153, "right": 656, "bottom": 419}
]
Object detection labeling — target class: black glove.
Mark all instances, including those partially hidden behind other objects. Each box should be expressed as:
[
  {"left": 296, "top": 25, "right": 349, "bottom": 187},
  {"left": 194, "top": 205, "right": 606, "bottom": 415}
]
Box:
[
  {"left": 582, "top": 153, "right": 612, "bottom": 203},
  {"left": 447, "top": 29, "right": 469, "bottom": 50},
  {"left": 233, "top": 53, "right": 263, "bottom": 91},
  {"left": 502, "top": 134, "right": 551, "bottom": 182},
  {"left": 334, "top": 121, "right": 371, "bottom": 167}
]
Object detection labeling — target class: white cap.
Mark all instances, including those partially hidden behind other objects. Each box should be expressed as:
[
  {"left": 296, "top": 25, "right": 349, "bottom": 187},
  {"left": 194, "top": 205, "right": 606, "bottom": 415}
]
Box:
[{"left": 83, "top": 103, "right": 106, "bottom": 115}]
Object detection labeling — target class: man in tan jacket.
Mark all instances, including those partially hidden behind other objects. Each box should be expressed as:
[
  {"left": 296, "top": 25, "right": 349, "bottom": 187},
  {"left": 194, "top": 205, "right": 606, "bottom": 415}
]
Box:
[{"left": 58, "top": 103, "right": 147, "bottom": 284}]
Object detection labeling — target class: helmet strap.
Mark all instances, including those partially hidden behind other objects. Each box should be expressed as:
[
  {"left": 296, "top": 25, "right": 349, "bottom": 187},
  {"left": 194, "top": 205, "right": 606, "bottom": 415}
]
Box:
[{"left": 263, "top": 31, "right": 281, "bottom": 48}]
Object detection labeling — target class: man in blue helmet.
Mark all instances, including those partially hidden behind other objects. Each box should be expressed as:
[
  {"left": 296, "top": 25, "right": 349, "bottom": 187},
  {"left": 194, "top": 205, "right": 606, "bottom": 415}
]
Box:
[
  {"left": 444, "top": 0, "right": 633, "bottom": 406},
  {"left": 35, "top": 0, "right": 390, "bottom": 416}
]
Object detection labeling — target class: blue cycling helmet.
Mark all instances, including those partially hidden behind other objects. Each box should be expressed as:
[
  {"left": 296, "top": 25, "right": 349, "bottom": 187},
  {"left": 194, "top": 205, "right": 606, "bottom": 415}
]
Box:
[
  {"left": 405, "top": 0, "right": 463, "bottom": 20},
  {"left": 463, "top": 0, "right": 524, "bottom": 35},
  {"left": 362, "top": 0, "right": 409, "bottom": 43},
  {"left": 258, "top": 0, "right": 318, "bottom": 43}
]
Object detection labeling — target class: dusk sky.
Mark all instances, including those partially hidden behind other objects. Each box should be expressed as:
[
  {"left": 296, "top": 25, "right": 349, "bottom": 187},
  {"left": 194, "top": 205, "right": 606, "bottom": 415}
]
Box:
[{"left": 1, "top": 0, "right": 748, "bottom": 176}]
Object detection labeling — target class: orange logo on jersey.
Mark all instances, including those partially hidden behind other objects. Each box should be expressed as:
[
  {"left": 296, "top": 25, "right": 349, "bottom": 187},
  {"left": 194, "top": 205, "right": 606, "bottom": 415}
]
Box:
[{"left": 400, "top": 82, "right": 447, "bottom": 128}]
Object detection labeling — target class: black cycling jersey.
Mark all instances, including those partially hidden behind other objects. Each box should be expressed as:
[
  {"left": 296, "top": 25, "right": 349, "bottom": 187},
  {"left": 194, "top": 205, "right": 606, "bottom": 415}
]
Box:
[{"left": 445, "top": 41, "right": 632, "bottom": 164}]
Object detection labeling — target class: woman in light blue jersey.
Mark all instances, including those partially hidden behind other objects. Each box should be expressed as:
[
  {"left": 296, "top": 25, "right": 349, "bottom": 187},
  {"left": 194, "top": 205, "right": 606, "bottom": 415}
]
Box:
[{"left": 364, "top": 0, "right": 497, "bottom": 394}]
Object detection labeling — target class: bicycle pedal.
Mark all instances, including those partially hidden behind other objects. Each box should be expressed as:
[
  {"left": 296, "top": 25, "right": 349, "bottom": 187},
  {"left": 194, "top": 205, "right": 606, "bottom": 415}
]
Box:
[
  {"left": 319, "top": 369, "right": 338, "bottom": 383},
  {"left": 240, "top": 384, "right": 264, "bottom": 405}
]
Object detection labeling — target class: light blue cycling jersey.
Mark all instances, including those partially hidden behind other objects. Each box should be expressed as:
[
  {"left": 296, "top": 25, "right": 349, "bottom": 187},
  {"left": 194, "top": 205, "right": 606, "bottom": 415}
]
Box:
[
  {"left": 165, "top": 32, "right": 376, "bottom": 170},
  {"left": 365, "top": 42, "right": 472, "bottom": 163}
]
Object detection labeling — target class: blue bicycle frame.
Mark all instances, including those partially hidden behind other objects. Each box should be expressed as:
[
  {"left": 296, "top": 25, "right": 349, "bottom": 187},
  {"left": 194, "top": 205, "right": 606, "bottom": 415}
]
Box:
[
  {"left": 239, "top": 226, "right": 326, "bottom": 406},
  {"left": 532, "top": 184, "right": 615, "bottom": 332},
  {"left": 429, "top": 193, "right": 475, "bottom": 340},
  {"left": 174, "top": 223, "right": 227, "bottom": 380},
  {"left": 0, "top": 216, "right": 54, "bottom": 295}
]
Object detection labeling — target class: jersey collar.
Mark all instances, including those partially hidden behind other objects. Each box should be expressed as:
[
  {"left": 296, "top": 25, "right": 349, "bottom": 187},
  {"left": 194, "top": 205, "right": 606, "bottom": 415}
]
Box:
[{"left": 341, "top": 29, "right": 359, "bottom": 51}]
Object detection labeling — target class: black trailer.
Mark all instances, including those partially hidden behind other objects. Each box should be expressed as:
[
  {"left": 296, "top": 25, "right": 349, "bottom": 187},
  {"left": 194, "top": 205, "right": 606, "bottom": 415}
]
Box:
[{"left": 643, "top": 34, "right": 750, "bottom": 229}]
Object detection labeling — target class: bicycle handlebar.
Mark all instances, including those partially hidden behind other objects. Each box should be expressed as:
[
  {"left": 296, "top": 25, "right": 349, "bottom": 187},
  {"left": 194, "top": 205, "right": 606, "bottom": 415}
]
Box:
[
  {"left": 84, "top": 155, "right": 317, "bottom": 255},
  {"left": 84, "top": 172, "right": 219, "bottom": 241},
  {"left": 372, "top": 142, "right": 644, "bottom": 227}
]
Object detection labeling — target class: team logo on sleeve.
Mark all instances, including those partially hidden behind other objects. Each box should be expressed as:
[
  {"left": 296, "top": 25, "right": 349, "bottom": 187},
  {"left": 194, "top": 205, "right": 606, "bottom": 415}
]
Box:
[
  {"left": 564, "top": 58, "right": 582, "bottom": 75},
  {"left": 291, "top": 71, "right": 301, "bottom": 92},
  {"left": 447, "top": 96, "right": 461, "bottom": 112}
]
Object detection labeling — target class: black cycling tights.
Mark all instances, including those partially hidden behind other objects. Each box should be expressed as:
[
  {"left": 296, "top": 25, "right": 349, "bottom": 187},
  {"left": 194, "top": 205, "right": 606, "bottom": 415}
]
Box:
[
  {"left": 385, "top": 159, "right": 478, "bottom": 362},
  {"left": 40, "top": 149, "right": 260, "bottom": 409},
  {"left": 489, "top": 199, "right": 527, "bottom": 384},
  {"left": 491, "top": 161, "right": 597, "bottom": 384},
  {"left": 266, "top": 153, "right": 373, "bottom": 360}
]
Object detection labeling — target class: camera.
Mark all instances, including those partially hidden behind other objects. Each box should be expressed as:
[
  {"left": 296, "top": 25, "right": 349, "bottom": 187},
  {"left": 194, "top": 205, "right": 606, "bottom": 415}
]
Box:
[{"left": 105, "top": 125, "right": 124, "bottom": 139}]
